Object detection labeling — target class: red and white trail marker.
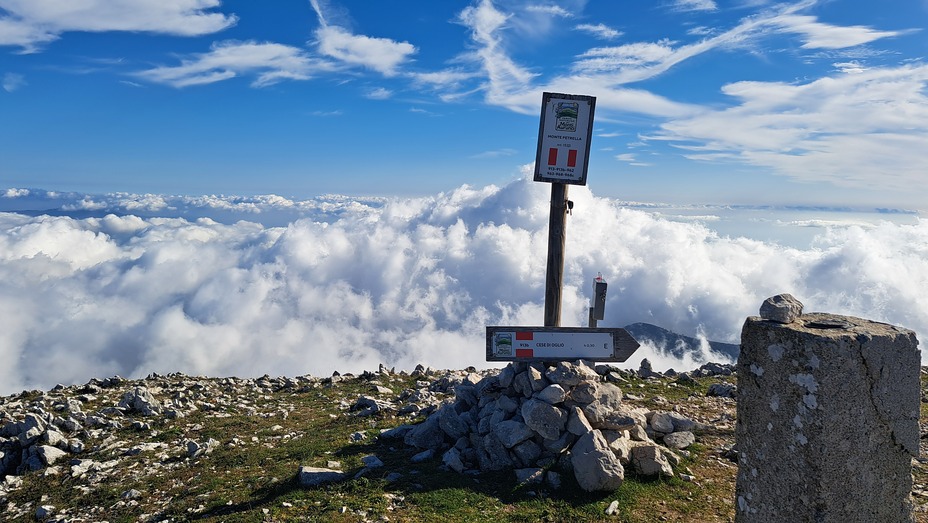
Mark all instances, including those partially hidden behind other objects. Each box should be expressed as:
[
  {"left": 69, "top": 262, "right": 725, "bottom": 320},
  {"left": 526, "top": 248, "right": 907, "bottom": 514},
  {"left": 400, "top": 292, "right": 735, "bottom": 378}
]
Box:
[{"left": 547, "top": 148, "right": 578, "bottom": 167}]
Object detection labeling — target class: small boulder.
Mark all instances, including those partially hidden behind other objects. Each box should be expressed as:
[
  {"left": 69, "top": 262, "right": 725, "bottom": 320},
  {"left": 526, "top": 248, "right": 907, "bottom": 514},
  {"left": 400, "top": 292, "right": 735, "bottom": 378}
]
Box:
[
  {"left": 663, "top": 431, "right": 695, "bottom": 450},
  {"left": 759, "top": 293, "right": 803, "bottom": 324},
  {"left": 571, "top": 430, "right": 625, "bottom": 492},
  {"left": 649, "top": 412, "right": 675, "bottom": 434},
  {"left": 631, "top": 445, "right": 674, "bottom": 477},
  {"left": 438, "top": 406, "right": 469, "bottom": 440},
  {"left": 536, "top": 384, "right": 567, "bottom": 405},
  {"left": 298, "top": 466, "right": 347, "bottom": 486},
  {"left": 118, "top": 386, "right": 162, "bottom": 416},
  {"left": 442, "top": 447, "right": 465, "bottom": 472},
  {"left": 521, "top": 399, "right": 567, "bottom": 440},
  {"left": 567, "top": 406, "right": 593, "bottom": 436},
  {"left": 404, "top": 414, "right": 445, "bottom": 450},
  {"left": 546, "top": 361, "right": 599, "bottom": 387},
  {"left": 494, "top": 419, "right": 534, "bottom": 449},
  {"left": 707, "top": 382, "right": 737, "bottom": 398},
  {"left": 36, "top": 445, "right": 68, "bottom": 466}
]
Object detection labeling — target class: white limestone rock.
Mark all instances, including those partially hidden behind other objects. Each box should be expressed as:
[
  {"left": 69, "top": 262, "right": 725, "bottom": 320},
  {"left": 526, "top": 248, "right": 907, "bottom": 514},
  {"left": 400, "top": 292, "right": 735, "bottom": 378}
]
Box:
[{"left": 571, "top": 430, "right": 625, "bottom": 492}]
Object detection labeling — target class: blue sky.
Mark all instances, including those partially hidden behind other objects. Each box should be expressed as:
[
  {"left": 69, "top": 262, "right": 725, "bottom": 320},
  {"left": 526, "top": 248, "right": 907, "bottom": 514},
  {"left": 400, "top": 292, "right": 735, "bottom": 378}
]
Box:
[{"left": 1, "top": 0, "right": 927, "bottom": 209}]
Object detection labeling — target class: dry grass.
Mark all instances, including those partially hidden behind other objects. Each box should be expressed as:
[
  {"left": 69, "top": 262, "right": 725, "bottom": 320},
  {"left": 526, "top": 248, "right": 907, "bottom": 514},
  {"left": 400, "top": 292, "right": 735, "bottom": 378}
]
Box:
[{"left": 3, "top": 368, "right": 928, "bottom": 522}]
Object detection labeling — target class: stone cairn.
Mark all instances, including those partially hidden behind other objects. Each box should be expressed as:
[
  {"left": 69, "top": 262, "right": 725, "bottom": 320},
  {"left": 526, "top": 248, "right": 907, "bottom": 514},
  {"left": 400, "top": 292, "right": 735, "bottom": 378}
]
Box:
[{"left": 382, "top": 360, "right": 707, "bottom": 492}]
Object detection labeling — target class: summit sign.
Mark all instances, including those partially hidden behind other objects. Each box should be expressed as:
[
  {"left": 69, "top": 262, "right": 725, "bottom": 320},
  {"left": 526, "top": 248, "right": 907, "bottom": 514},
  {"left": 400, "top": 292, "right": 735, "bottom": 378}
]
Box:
[{"left": 533, "top": 92, "right": 596, "bottom": 186}]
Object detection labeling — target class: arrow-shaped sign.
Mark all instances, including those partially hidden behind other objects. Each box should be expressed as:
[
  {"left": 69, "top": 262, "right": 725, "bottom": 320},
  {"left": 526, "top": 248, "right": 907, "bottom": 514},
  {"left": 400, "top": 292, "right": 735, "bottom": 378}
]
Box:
[{"left": 486, "top": 326, "right": 640, "bottom": 362}]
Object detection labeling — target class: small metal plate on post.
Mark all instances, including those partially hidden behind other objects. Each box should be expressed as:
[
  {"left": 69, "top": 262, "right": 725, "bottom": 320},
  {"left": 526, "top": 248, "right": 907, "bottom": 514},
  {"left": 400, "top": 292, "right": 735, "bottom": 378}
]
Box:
[
  {"left": 486, "top": 326, "right": 639, "bottom": 363},
  {"left": 592, "top": 278, "right": 607, "bottom": 321}
]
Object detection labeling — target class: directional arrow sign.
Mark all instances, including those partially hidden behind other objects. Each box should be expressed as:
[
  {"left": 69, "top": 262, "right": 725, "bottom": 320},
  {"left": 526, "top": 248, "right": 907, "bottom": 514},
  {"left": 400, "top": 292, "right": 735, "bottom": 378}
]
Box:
[{"left": 486, "top": 326, "right": 640, "bottom": 363}]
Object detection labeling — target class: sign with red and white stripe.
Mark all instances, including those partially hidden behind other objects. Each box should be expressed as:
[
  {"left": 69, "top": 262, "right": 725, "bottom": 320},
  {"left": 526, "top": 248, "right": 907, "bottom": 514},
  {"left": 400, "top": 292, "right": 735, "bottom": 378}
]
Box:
[
  {"left": 533, "top": 92, "right": 596, "bottom": 185},
  {"left": 486, "top": 326, "right": 639, "bottom": 362}
]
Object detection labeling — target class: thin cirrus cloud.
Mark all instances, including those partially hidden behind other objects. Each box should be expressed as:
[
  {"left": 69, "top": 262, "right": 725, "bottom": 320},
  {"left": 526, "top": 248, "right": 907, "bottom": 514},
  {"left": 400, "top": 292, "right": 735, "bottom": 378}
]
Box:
[
  {"left": 134, "top": 0, "right": 418, "bottom": 88},
  {"left": 671, "top": 0, "right": 718, "bottom": 11},
  {"left": 2, "top": 72, "right": 26, "bottom": 92},
  {"left": 0, "top": 0, "right": 237, "bottom": 53},
  {"left": 651, "top": 64, "right": 928, "bottom": 191},
  {"left": 773, "top": 14, "right": 906, "bottom": 49},
  {"left": 1, "top": 179, "right": 926, "bottom": 394},
  {"left": 365, "top": 87, "right": 392, "bottom": 100},
  {"left": 573, "top": 40, "right": 677, "bottom": 74},
  {"left": 574, "top": 23, "right": 623, "bottom": 40},
  {"left": 456, "top": 0, "right": 539, "bottom": 112},
  {"left": 451, "top": 0, "right": 920, "bottom": 192},
  {"left": 134, "top": 40, "right": 329, "bottom": 88},
  {"left": 464, "top": 0, "right": 907, "bottom": 111}
]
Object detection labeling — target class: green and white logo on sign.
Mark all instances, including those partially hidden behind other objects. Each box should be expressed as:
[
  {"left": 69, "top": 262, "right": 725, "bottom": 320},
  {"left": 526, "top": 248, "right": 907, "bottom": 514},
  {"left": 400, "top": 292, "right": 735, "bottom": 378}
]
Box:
[{"left": 554, "top": 102, "right": 579, "bottom": 132}]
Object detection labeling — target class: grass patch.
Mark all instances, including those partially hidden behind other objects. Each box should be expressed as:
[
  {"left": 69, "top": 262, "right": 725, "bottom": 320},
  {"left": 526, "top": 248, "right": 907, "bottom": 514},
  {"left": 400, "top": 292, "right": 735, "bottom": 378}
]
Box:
[{"left": 2, "top": 372, "right": 745, "bottom": 522}]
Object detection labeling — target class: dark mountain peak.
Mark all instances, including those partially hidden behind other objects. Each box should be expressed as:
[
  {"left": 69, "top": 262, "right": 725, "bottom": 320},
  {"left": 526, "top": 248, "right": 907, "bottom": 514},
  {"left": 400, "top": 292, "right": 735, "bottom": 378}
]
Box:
[{"left": 622, "top": 322, "right": 739, "bottom": 361}]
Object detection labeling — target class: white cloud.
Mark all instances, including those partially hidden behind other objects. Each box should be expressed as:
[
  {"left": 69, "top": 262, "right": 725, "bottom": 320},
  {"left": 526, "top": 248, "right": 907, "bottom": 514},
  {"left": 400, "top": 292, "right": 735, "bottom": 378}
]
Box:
[
  {"left": 409, "top": 107, "right": 443, "bottom": 117},
  {"left": 525, "top": 5, "right": 573, "bottom": 18},
  {"left": 615, "top": 153, "right": 651, "bottom": 166},
  {"left": 652, "top": 63, "right": 928, "bottom": 191},
  {"left": 135, "top": 40, "right": 328, "bottom": 88},
  {"left": 0, "top": 17, "right": 58, "bottom": 52},
  {"left": 410, "top": 69, "right": 480, "bottom": 90},
  {"left": 574, "top": 23, "right": 622, "bottom": 40},
  {"left": 313, "top": 26, "right": 417, "bottom": 77},
  {"left": 457, "top": 0, "right": 538, "bottom": 111},
  {"left": 1, "top": 180, "right": 926, "bottom": 394},
  {"left": 833, "top": 61, "right": 865, "bottom": 74},
  {"left": 671, "top": 0, "right": 718, "bottom": 11},
  {"left": 470, "top": 148, "right": 518, "bottom": 159},
  {"left": 773, "top": 14, "right": 903, "bottom": 49},
  {"left": 2, "top": 72, "right": 26, "bottom": 92},
  {"left": 307, "top": 0, "right": 418, "bottom": 76},
  {"left": 574, "top": 40, "right": 677, "bottom": 74},
  {"left": 447, "top": 1, "right": 695, "bottom": 117},
  {"left": 687, "top": 26, "right": 715, "bottom": 37},
  {"left": 365, "top": 87, "right": 392, "bottom": 100},
  {"left": 0, "top": 0, "right": 237, "bottom": 52}
]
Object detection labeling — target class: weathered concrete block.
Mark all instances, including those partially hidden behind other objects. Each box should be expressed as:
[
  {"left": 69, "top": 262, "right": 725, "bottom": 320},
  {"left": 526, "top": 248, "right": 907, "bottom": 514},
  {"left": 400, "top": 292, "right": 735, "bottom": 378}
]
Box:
[{"left": 736, "top": 312, "right": 920, "bottom": 523}]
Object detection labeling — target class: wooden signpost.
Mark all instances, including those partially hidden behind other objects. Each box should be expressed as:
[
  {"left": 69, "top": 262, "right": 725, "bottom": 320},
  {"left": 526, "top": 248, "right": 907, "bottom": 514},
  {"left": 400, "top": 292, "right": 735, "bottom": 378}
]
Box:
[
  {"left": 535, "top": 93, "right": 595, "bottom": 328},
  {"left": 486, "top": 92, "right": 640, "bottom": 364}
]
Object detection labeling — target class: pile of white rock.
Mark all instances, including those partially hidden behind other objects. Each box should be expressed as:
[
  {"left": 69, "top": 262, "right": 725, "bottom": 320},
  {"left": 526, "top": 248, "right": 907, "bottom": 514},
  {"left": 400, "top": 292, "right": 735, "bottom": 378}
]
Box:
[{"left": 383, "top": 360, "right": 708, "bottom": 492}]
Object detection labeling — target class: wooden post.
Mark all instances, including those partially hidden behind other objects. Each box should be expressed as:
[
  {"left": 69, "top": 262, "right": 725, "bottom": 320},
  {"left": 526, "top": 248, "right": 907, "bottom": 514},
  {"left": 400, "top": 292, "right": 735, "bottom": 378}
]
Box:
[{"left": 544, "top": 183, "right": 569, "bottom": 327}]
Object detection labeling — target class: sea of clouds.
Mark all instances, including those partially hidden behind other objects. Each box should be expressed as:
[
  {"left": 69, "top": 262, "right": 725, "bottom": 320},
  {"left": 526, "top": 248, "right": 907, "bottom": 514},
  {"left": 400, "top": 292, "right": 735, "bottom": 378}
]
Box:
[{"left": 1, "top": 179, "right": 925, "bottom": 395}]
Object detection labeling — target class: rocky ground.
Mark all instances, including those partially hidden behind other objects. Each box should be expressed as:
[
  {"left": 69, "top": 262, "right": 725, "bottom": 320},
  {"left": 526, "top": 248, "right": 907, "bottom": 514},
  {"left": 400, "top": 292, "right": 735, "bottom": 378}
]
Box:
[{"left": 1, "top": 361, "right": 928, "bottom": 522}]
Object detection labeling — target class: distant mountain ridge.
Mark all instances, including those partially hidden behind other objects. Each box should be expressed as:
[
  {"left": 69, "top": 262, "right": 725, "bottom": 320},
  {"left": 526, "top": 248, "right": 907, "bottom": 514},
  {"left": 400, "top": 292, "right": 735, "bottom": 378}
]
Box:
[{"left": 622, "top": 322, "right": 739, "bottom": 362}]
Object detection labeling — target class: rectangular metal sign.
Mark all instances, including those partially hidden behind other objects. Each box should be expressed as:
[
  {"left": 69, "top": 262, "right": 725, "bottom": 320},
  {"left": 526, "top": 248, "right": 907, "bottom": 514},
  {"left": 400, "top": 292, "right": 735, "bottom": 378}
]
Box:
[
  {"left": 486, "top": 326, "right": 639, "bottom": 362},
  {"left": 533, "top": 92, "right": 596, "bottom": 186}
]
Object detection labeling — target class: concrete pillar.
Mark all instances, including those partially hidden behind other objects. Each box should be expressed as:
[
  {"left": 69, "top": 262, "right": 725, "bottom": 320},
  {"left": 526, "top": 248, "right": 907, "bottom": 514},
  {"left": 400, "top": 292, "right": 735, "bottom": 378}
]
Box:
[{"left": 736, "top": 303, "right": 920, "bottom": 522}]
